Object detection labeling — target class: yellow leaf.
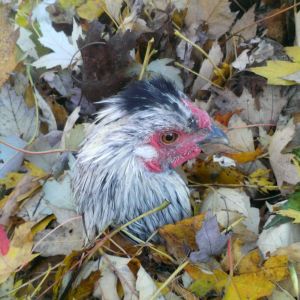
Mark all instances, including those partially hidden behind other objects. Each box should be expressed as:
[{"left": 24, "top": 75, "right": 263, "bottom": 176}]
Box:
[
  {"left": 237, "top": 249, "right": 261, "bottom": 274},
  {"left": 261, "top": 255, "right": 289, "bottom": 282},
  {"left": 159, "top": 214, "right": 205, "bottom": 259},
  {"left": 225, "top": 147, "right": 264, "bottom": 164},
  {"left": 24, "top": 161, "right": 47, "bottom": 177},
  {"left": 285, "top": 46, "right": 300, "bottom": 63},
  {"left": 185, "top": 159, "right": 244, "bottom": 184},
  {"left": 248, "top": 168, "right": 277, "bottom": 193},
  {"left": 31, "top": 215, "right": 56, "bottom": 235},
  {"left": 59, "top": 0, "right": 85, "bottom": 9},
  {"left": 218, "top": 274, "right": 274, "bottom": 300},
  {"left": 53, "top": 251, "right": 83, "bottom": 298},
  {"left": 251, "top": 61, "right": 300, "bottom": 85},
  {"left": 0, "top": 223, "right": 39, "bottom": 284},
  {"left": 277, "top": 209, "right": 300, "bottom": 223},
  {"left": 77, "top": 0, "right": 105, "bottom": 21},
  {"left": 0, "top": 172, "right": 23, "bottom": 189},
  {"left": 185, "top": 264, "right": 227, "bottom": 297},
  {"left": 0, "top": 6, "right": 18, "bottom": 86}
]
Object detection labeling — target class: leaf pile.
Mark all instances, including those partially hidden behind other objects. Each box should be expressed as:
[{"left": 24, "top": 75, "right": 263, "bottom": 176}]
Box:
[{"left": 0, "top": 0, "right": 300, "bottom": 299}]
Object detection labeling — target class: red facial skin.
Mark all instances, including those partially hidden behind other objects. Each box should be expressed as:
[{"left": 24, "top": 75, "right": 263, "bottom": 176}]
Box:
[{"left": 144, "top": 100, "right": 212, "bottom": 172}]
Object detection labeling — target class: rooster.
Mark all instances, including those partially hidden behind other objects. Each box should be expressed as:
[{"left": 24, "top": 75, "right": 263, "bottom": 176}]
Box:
[{"left": 72, "top": 78, "right": 227, "bottom": 241}]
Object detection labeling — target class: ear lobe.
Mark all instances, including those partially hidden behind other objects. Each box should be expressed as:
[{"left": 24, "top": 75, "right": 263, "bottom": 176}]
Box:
[{"left": 134, "top": 145, "right": 158, "bottom": 160}]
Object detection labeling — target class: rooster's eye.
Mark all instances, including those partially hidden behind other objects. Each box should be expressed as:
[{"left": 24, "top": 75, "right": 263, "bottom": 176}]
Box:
[{"left": 161, "top": 132, "right": 179, "bottom": 144}]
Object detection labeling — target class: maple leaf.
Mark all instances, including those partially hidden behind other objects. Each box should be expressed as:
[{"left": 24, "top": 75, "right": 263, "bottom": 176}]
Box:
[
  {"left": 32, "top": 19, "right": 83, "bottom": 69},
  {"left": 190, "top": 214, "right": 230, "bottom": 263},
  {"left": 269, "top": 119, "right": 300, "bottom": 187},
  {"left": 0, "top": 223, "right": 39, "bottom": 284},
  {"left": 185, "top": 0, "right": 236, "bottom": 39},
  {"left": 0, "top": 84, "right": 35, "bottom": 142}
]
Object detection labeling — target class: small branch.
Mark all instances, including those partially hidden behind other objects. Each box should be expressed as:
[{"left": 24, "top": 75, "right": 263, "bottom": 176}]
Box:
[
  {"left": 174, "top": 30, "right": 225, "bottom": 80},
  {"left": 175, "top": 61, "right": 224, "bottom": 89},
  {"left": 0, "top": 138, "right": 75, "bottom": 155},
  {"left": 149, "top": 260, "right": 189, "bottom": 300},
  {"left": 26, "top": 65, "right": 39, "bottom": 145},
  {"left": 139, "top": 38, "right": 157, "bottom": 80}
]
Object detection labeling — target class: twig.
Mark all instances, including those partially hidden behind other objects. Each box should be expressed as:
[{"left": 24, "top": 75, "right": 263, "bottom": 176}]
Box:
[
  {"left": 0, "top": 138, "right": 75, "bottom": 155},
  {"left": 36, "top": 201, "right": 170, "bottom": 299},
  {"left": 174, "top": 61, "right": 224, "bottom": 89},
  {"left": 149, "top": 260, "right": 189, "bottom": 300},
  {"left": 139, "top": 38, "right": 157, "bottom": 80},
  {"left": 26, "top": 65, "right": 39, "bottom": 145},
  {"left": 30, "top": 264, "right": 52, "bottom": 298},
  {"left": 174, "top": 30, "right": 225, "bottom": 80}
]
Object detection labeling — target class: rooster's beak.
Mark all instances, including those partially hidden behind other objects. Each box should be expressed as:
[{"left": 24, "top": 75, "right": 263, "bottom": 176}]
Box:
[{"left": 200, "top": 124, "right": 229, "bottom": 145}]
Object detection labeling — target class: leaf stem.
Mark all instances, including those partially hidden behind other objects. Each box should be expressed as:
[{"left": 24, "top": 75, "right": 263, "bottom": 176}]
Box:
[
  {"left": 139, "top": 37, "right": 157, "bottom": 80},
  {"left": 26, "top": 65, "right": 39, "bottom": 145},
  {"left": 174, "top": 30, "right": 225, "bottom": 80},
  {"left": 175, "top": 61, "right": 223, "bottom": 89}
]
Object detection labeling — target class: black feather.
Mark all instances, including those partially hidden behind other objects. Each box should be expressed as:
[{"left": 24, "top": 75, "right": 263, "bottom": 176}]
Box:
[{"left": 119, "top": 77, "right": 181, "bottom": 113}]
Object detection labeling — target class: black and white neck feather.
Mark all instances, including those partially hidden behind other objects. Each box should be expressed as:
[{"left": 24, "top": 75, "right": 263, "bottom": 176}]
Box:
[{"left": 72, "top": 78, "right": 198, "bottom": 240}]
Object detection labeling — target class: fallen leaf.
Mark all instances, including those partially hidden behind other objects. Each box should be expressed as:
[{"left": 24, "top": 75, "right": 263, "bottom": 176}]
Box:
[
  {"left": 24, "top": 131, "right": 62, "bottom": 173},
  {"left": 185, "top": 264, "right": 227, "bottom": 297},
  {"left": 136, "top": 265, "right": 164, "bottom": 300},
  {"left": 231, "top": 5, "right": 257, "bottom": 41},
  {"left": 33, "top": 206, "right": 84, "bottom": 256},
  {"left": 258, "top": 222, "right": 300, "bottom": 257},
  {"left": 227, "top": 114, "right": 254, "bottom": 152},
  {"left": 224, "top": 147, "right": 264, "bottom": 164},
  {"left": 277, "top": 209, "right": 300, "bottom": 223},
  {"left": 77, "top": 0, "right": 105, "bottom": 20},
  {"left": 251, "top": 61, "right": 300, "bottom": 85},
  {"left": 201, "top": 188, "right": 260, "bottom": 235},
  {"left": 190, "top": 214, "right": 230, "bottom": 263},
  {"left": 0, "top": 6, "right": 18, "bottom": 87},
  {"left": 192, "top": 42, "right": 223, "bottom": 93},
  {"left": 32, "top": 19, "right": 82, "bottom": 69},
  {"left": 97, "top": 255, "right": 139, "bottom": 300},
  {"left": 269, "top": 119, "right": 300, "bottom": 187},
  {"left": 0, "top": 84, "right": 36, "bottom": 142},
  {"left": 185, "top": 158, "right": 244, "bottom": 184},
  {"left": 0, "top": 175, "right": 37, "bottom": 226},
  {"left": 16, "top": 27, "right": 38, "bottom": 60},
  {"left": 218, "top": 273, "right": 275, "bottom": 300},
  {"left": 185, "top": 0, "right": 236, "bottom": 39},
  {"left": 0, "top": 136, "right": 26, "bottom": 179},
  {"left": 285, "top": 46, "right": 300, "bottom": 62},
  {"left": 0, "top": 222, "right": 39, "bottom": 284},
  {"left": 248, "top": 168, "right": 277, "bottom": 193},
  {"left": 159, "top": 214, "right": 205, "bottom": 259},
  {"left": 215, "top": 86, "right": 288, "bottom": 126},
  {"left": 273, "top": 242, "right": 300, "bottom": 262}
]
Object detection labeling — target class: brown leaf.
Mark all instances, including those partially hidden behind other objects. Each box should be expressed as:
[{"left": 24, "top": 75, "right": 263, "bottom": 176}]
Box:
[
  {"left": 0, "top": 175, "right": 38, "bottom": 226},
  {"left": 159, "top": 214, "right": 205, "bottom": 259},
  {"left": 269, "top": 119, "right": 300, "bottom": 187},
  {"left": 77, "top": 22, "right": 137, "bottom": 101}
]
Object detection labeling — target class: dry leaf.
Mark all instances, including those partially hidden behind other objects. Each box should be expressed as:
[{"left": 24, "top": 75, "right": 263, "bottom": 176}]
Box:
[
  {"left": 277, "top": 209, "right": 300, "bottom": 223},
  {"left": 159, "top": 214, "right": 205, "bottom": 259},
  {"left": 231, "top": 5, "right": 257, "bottom": 41},
  {"left": 192, "top": 41, "right": 223, "bottom": 93},
  {"left": 0, "top": 222, "right": 39, "bottom": 284},
  {"left": 185, "top": 0, "right": 236, "bottom": 39},
  {"left": 269, "top": 119, "right": 300, "bottom": 187},
  {"left": 0, "top": 7, "right": 18, "bottom": 86}
]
